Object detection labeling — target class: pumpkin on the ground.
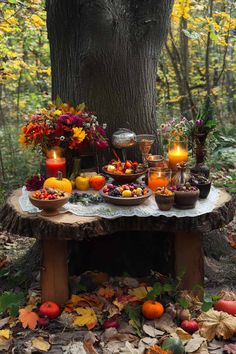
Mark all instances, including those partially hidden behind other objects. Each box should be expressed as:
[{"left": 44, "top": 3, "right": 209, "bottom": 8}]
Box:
[
  {"left": 142, "top": 300, "right": 164, "bottom": 319},
  {"left": 43, "top": 172, "right": 72, "bottom": 193}
]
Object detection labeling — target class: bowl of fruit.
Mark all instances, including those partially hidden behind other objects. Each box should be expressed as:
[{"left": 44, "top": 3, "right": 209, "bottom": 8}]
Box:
[
  {"left": 102, "top": 160, "right": 147, "bottom": 184},
  {"left": 29, "top": 188, "right": 70, "bottom": 213},
  {"left": 101, "top": 183, "right": 152, "bottom": 206}
]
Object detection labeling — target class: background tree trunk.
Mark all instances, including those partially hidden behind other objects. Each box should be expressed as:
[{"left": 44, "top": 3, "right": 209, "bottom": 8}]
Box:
[{"left": 46, "top": 0, "right": 173, "bottom": 136}]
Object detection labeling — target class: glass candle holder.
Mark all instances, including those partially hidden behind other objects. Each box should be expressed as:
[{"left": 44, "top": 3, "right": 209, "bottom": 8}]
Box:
[
  {"left": 148, "top": 168, "right": 172, "bottom": 192},
  {"left": 45, "top": 148, "right": 66, "bottom": 178},
  {"left": 168, "top": 138, "right": 188, "bottom": 171}
]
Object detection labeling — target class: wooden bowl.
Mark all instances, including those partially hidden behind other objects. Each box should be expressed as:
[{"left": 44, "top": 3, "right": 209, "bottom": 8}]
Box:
[
  {"left": 102, "top": 166, "right": 147, "bottom": 184},
  {"left": 29, "top": 192, "right": 70, "bottom": 211},
  {"left": 174, "top": 189, "right": 200, "bottom": 209},
  {"left": 155, "top": 194, "right": 174, "bottom": 211},
  {"left": 100, "top": 189, "right": 152, "bottom": 206}
]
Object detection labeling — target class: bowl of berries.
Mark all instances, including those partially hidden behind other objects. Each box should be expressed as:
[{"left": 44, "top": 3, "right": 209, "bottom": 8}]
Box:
[
  {"left": 172, "top": 183, "right": 199, "bottom": 209},
  {"left": 101, "top": 183, "right": 152, "bottom": 206},
  {"left": 102, "top": 160, "right": 147, "bottom": 184},
  {"left": 29, "top": 188, "right": 70, "bottom": 213}
]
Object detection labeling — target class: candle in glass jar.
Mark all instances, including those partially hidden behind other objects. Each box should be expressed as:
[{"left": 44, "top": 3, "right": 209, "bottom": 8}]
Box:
[
  {"left": 168, "top": 144, "right": 188, "bottom": 170},
  {"left": 46, "top": 151, "right": 66, "bottom": 178},
  {"left": 148, "top": 168, "right": 171, "bottom": 192}
]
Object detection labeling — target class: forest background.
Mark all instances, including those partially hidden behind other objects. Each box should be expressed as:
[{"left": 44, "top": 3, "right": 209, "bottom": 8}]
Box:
[{"left": 0, "top": 0, "right": 235, "bottom": 205}]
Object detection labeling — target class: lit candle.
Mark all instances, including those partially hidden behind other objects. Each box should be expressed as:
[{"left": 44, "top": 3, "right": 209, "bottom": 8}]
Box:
[
  {"left": 46, "top": 150, "right": 66, "bottom": 178},
  {"left": 148, "top": 169, "right": 171, "bottom": 192},
  {"left": 168, "top": 144, "right": 188, "bottom": 171}
]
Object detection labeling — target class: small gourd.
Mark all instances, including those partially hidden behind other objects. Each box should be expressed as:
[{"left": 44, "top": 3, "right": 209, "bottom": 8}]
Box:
[
  {"left": 161, "top": 338, "right": 184, "bottom": 354},
  {"left": 43, "top": 171, "right": 72, "bottom": 193}
]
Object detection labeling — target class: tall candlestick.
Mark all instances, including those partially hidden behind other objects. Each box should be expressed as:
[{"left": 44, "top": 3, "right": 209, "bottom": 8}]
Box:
[{"left": 46, "top": 150, "right": 66, "bottom": 178}]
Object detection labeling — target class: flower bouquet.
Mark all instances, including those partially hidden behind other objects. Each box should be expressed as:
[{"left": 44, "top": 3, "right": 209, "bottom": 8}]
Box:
[
  {"left": 19, "top": 102, "right": 108, "bottom": 154},
  {"left": 19, "top": 102, "right": 109, "bottom": 175}
]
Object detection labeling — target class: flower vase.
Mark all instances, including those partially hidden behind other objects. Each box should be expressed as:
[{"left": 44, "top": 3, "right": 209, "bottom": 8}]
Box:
[{"left": 191, "top": 133, "right": 210, "bottom": 178}]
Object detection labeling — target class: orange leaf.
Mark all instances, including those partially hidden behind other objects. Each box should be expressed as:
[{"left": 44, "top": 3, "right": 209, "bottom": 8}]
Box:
[
  {"left": 97, "top": 287, "right": 115, "bottom": 299},
  {"left": 113, "top": 294, "right": 138, "bottom": 311},
  {"left": 19, "top": 308, "right": 39, "bottom": 330}
]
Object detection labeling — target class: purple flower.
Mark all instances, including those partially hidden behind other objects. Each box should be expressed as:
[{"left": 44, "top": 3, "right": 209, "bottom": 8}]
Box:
[
  {"left": 72, "top": 115, "right": 84, "bottom": 126},
  {"left": 196, "top": 119, "right": 204, "bottom": 127}
]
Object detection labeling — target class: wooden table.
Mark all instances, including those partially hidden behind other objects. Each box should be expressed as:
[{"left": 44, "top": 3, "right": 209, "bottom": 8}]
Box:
[{"left": 0, "top": 189, "right": 234, "bottom": 305}]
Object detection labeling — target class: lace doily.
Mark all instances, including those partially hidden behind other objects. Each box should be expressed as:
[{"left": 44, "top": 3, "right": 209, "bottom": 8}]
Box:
[{"left": 19, "top": 186, "right": 219, "bottom": 220}]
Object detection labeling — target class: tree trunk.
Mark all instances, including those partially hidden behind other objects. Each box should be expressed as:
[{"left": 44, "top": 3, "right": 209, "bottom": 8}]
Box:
[{"left": 46, "top": 0, "right": 173, "bottom": 136}]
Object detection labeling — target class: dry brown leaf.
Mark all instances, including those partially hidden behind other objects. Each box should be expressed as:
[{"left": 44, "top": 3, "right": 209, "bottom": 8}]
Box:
[
  {"left": 83, "top": 340, "right": 99, "bottom": 354},
  {"left": 70, "top": 294, "right": 104, "bottom": 310},
  {"left": 31, "top": 337, "right": 51, "bottom": 352},
  {"left": 62, "top": 341, "right": 87, "bottom": 354},
  {"left": 97, "top": 287, "right": 115, "bottom": 299},
  {"left": 143, "top": 324, "right": 165, "bottom": 337},
  {"left": 197, "top": 309, "right": 236, "bottom": 340},
  {"left": 19, "top": 308, "right": 39, "bottom": 330},
  {"left": 218, "top": 289, "right": 236, "bottom": 301},
  {"left": 0, "top": 336, "right": 11, "bottom": 351},
  {"left": 184, "top": 337, "right": 205, "bottom": 353},
  {"left": 154, "top": 313, "right": 177, "bottom": 333},
  {"left": 113, "top": 294, "right": 138, "bottom": 311}
]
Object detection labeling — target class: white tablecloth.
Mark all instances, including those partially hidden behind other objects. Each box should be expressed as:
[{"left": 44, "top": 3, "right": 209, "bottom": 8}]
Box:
[{"left": 19, "top": 186, "right": 219, "bottom": 220}]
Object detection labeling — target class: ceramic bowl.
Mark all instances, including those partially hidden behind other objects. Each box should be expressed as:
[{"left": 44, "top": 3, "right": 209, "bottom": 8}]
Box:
[
  {"left": 29, "top": 192, "right": 70, "bottom": 211},
  {"left": 155, "top": 194, "right": 174, "bottom": 211},
  {"left": 100, "top": 189, "right": 152, "bottom": 206},
  {"left": 102, "top": 166, "right": 147, "bottom": 184},
  {"left": 192, "top": 181, "right": 211, "bottom": 199},
  {"left": 174, "top": 189, "right": 200, "bottom": 209}
]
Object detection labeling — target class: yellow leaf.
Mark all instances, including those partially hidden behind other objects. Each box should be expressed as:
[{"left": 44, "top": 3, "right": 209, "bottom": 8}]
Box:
[
  {"left": 31, "top": 14, "right": 45, "bottom": 28},
  {"left": 0, "top": 329, "right": 11, "bottom": 339},
  {"left": 73, "top": 307, "right": 97, "bottom": 330},
  {"left": 128, "top": 286, "right": 153, "bottom": 300},
  {"left": 32, "top": 337, "right": 51, "bottom": 352}
]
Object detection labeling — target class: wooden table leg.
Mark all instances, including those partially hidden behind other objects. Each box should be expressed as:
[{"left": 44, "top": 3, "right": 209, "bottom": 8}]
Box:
[
  {"left": 41, "top": 239, "right": 69, "bottom": 305},
  {"left": 175, "top": 231, "right": 204, "bottom": 294}
]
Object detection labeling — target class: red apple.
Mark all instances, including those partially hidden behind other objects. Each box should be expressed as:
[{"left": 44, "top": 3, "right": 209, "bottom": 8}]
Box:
[
  {"left": 181, "top": 319, "right": 199, "bottom": 334},
  {"left": 103, "top": 316, "right": 119, "bottom": 329},
  {"left": 38, "top": 317, "right": 49, "bottom": 327},
  {"left": 39, "top": 301, "right": 60, "bottom": 319},
  {"left": 214, "top": 299, "right": 236, "bottom": 315}
]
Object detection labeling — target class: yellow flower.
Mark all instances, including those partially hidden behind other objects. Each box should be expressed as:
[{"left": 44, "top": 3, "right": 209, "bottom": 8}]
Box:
[
  {"left": 72, "top": 127, "right": 86, "bottom": 143},
  {"left": 53, "top": 109, "right": 62, "bottom": 116},
  {"left": 18, "top": 134, "right": 26, "bottom": 145}
]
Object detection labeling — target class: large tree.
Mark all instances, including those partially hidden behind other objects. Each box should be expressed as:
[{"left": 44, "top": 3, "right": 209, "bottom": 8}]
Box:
[{"left": 46, "top": 0, "right": 173, "bottom": 136}]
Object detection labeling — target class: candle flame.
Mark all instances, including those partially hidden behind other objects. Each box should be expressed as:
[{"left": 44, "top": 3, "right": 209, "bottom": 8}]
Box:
[{"left": 53, "top": 150, "right": 57, "bottom": 159}]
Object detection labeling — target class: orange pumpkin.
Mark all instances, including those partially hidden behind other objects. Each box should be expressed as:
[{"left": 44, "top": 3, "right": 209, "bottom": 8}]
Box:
[
  {"left": 142, "top": 300, "right": 164, "bottom": 320},
  {"left": 89, "top": 175, "right": 106, "bottom": 190}
]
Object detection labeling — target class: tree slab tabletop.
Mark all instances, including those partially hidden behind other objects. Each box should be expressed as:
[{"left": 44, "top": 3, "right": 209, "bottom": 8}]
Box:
[{"left": 0, "top": 189, "right": 234, "bottom": 240}]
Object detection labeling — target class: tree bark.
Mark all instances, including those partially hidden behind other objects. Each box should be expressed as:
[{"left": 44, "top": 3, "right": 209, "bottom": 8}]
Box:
[{"left": 46, "top": 0, "right": 173, "bottom": 136}]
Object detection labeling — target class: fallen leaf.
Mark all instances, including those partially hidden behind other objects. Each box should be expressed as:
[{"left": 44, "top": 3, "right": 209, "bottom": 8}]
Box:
[
  {"left": 19, "top": 308, "right": 39, "bottom": 330},
  {"left": 139, "top": 337, "right": 158, "bottom": 346},
  {"left": 113, "top": 294, "right": 138, "bottom": 311},
  {"left": 154, "top": 313, "right": 177, "bottom": 333},
  {"left": 145, "top": 345, "right": 170, "bottom": 354},
  {"left": 175, "top": 327, "right": 192, "bottom": 341},
  {"left": 107, "top": 303, "right": 121, "bottom": 318},
  {"left": 0, "top": 317, "right": 10, "bottom": 329},
  {"left": 224, "top": 343, "right": 236, "bottom": 354},
  {"left": 97, "top": 287, "right": 115, "bottom": 299},
  {"left": 184, "top": 337, "right": 205, "bottom": 353},
  {"left": 0, "top": 329, "right": 11, "bottom": 339},
  {"left": 225, "top": 232, "right": 236, "bottom": 249},
  {"left": 129, "top": 286, "right": 153, "bottom": 300},
  {"left": 83, "top": 339, "right": 99, "bottom": 354},
  {"left": 122, "top": 277, "right": 139, "bottom": 288},
  {"left": 73, "top": 307, "right": 97, "bottom": 329},
  {"left": 143, "top": 324, "right": 164, "bottom": 337},
  {"left": 0, "top": 336, "right": 11, "bottom": 351},
  {"left": 120, "top": 341, "right": 144, "bottom": 353},
  {"left": 32, "top": 337, "right": 51, "bottom": 352},
  {"left": 197, "top": 309, "right": 236, "bottom": 340},
  {"left": 62, "top": 341, "right": 87, "bottom": 354},
  {"left": 70, "top": 294, "right": 104, "bottom": 310}
]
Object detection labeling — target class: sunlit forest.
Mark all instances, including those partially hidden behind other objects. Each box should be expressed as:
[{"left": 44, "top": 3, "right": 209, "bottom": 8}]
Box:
[{"left": 0, "top": 0, "right": 235, "bottom": 204}]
